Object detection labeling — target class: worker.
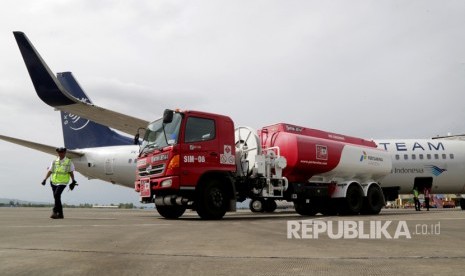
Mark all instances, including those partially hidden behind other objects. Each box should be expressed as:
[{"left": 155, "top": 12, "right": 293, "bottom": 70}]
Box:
[
  {"left": 41, "top": 147, "right": 77, "bottom": 219},
  {"left": 413, "top": 186, "right": 421, "bottom": 211},
  {"left": 424, "top": 186, "right": 431, "bottom": 211}
]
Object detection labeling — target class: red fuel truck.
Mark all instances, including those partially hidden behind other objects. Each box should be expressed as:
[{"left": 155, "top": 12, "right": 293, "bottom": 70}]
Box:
[{"left": 135, "top": 109, "right": 391, "bottom": 219}]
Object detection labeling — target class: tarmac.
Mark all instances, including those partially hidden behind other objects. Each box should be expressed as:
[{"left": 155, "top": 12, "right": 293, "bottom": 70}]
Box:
[{"left": 0, "top": 207, "right": 464, "bottom": 276}]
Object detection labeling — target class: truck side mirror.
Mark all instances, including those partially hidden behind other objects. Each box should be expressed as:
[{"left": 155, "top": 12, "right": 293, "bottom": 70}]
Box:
[
  {"left": 133, "top": 127, "right": 145, "bottom": 145},
  {"left": 133, "top": 133, "right": 140, "bottom": 145},
  {"left": 163, "top": 109, "right": 174, "bottom": 124}
]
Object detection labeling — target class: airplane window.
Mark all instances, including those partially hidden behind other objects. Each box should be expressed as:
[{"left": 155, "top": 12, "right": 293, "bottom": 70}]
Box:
[
  {"left": 427, "top": 154, "right": 431, "bottom": 159},
  {"left": 395, "top": 154, "right": 400, "bottom": 160},
  {"left": 412, "top": 154, "right": 416, "bottom": 160},
  {"left": 419, "top": 154, "right": 424, "bottom": 160},
  {"left": 442, "top": 154, "right": 446, "bottom": 159},
  {"left": 404, "top": 154, "right": 408, "bottom": 160},
  {"left": 450, "top": 154, "right": 455, "bottom": 159},
  {"left": 434, "top": 154, "right": 439, "bottom": 159}
]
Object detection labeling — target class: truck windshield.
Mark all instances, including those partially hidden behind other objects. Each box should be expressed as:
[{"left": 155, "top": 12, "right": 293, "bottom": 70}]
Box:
[{"left": 140, "top": 113, "right": 182, "bottom": 153}]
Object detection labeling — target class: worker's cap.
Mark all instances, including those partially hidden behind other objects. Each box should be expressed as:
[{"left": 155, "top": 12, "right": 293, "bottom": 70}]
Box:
[{"left": 56, "top": 147, "right": 67, "bottom": 153}]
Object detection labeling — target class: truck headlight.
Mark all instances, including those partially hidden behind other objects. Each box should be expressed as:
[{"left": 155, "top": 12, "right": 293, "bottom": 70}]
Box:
[{"left": 161, "top": 179, "right": 172, "bottom": 188}]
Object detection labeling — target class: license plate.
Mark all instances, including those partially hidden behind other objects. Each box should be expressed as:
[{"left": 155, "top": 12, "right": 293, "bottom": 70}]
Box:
[{"left": 140, "top": 178, "right": 151, "bottom": 197}]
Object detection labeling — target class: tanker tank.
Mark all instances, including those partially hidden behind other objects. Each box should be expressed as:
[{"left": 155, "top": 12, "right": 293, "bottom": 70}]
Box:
[{"left": 259, "top": 123, "right": 392, "bottom": 184}]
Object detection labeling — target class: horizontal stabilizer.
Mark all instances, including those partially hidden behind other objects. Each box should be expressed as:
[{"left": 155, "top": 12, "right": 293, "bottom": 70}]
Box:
[
  {"left": 0, "top": 134, "right": 83, "bottom": 158},
  {"left": 432, "top": 134, "right": 465, "bottom": 141},
  {"left": 13, "top": 31, "right": 149, "bottom": 135}
]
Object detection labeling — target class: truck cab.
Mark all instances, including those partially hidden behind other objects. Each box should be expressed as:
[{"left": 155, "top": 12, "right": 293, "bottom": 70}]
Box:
[{"left": 135, "top": 109, "right": 237, "bottom": 219}]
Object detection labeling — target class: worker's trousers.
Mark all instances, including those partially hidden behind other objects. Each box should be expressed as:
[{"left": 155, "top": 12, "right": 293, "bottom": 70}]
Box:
[{"left": 51, "top": 183, "right": 66, "bottom": 215}]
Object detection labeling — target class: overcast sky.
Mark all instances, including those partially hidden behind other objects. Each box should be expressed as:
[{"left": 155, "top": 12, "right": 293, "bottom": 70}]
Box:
[{"left": 1, "top": 0, "right": 465, "bottom": 205}]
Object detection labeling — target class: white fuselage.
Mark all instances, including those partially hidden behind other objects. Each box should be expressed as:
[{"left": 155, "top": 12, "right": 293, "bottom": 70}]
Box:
[
  {"left": 70, "top": 145, "right": 138, "bottom": 188},
  {"left": 375, "top": 139, "right": 465, "bottom": 194}
]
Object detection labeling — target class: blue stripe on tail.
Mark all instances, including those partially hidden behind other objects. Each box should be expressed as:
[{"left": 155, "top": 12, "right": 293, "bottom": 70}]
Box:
[{"left": 57, "top": 72, "right": 133, "bottom": 149}]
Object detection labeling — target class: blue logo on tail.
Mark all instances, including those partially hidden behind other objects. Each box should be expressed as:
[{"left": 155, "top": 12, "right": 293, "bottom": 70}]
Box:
[
  {"left": 425, "top": 165, "right": 447, "bottom": 176},
  {"left": 57, "top": 72, "right": 133, "bottom": 149},
  {"left": 62, "top": 97, "right": 90, "bottom": 130}
]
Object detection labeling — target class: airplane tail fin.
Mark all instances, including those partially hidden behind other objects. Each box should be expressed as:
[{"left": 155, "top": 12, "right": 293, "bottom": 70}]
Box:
[
  {"left": 56, "top": 72, "right": 133, "bottom": 149},
  {"left": 13, "top": 31, "right": 148, "bottom": 135}
]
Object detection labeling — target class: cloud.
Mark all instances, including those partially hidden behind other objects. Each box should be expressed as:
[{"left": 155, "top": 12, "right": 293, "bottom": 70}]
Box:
[{"left": 1, "top": 0, "right": 465, "bottom": 204}]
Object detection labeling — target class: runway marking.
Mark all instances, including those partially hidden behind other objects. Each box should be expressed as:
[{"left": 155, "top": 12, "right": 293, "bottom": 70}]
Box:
[
  {"left": 1, "top": 247, "right": 465, "bottom": 261},
  {"left": 3, "top": 223, "right": 172, "bottom": 228},
  {"left": 315, "top": 217, "right": 465, "bottom": 222}
]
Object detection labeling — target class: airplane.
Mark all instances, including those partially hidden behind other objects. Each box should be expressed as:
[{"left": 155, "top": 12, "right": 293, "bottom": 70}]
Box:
[
  {"left": 3, "top": 31, "right": 465, "bottom": 211},
  {"left": 375, "top": 139, "right": 465, "bottom": 203},
  {"left": 0, "top": 71, "right": 139, "bottom": 188}
]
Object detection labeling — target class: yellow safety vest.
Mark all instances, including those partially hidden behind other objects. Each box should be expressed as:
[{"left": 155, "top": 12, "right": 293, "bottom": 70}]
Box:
[{"left": 51, "top": 158, "right": 72, "bottom": 185}]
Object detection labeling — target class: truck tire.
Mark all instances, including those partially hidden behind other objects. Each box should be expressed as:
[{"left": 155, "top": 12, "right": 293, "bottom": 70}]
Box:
[
  {"left": 196, "top": 179, "right": 227, "bottom": 220},
  {"left": 264, "top": 199, "right": 277, "bottom": 213},
  {"left": 156, "top": 205, "right": 186, "bottom": 219},
  {"left": 361, "top": 185, "right": 385, "bottom": 215},
  {"left": 250, "top": 199, "right": 277, "bottom": 213},
  {"left": 250, "top": 199, "right": 264, "bottom": 213},
  {"left": 294, "top": 200, "right": 317, "bottom": 216},
  {"left": 320, "top": 200, "right": 338, "bottom": 216},
  {"left": 339, "top": 184, "right": 363, "bottom": 215}
]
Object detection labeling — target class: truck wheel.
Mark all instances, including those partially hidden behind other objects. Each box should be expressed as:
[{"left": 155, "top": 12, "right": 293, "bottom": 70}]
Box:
[
  {"left": 320, "top": 200, "right": 338, "bottom": 216},
  {"left": 156, "top": 205, "right": 186, "bottom": 219},
  {"left": 339, "top": 184, "right": 363, "bottom": 215},
  {"left": 461, "top": 198, "right": 465, "bottom": 210},
  {"left": 250, "top": 199, "right": 264, "bottom": 212},
  {"left": 361, "top": 185, "right": 385, "bottom": 215},
  {"left": 294, "top": 200, "right": 317, "bottom": 216},
  {"left": 264, "top": 199, "right": 277, "bottom": 213},
  {"left": 196, "top": 179, "right": 227, "bottom": 220}
]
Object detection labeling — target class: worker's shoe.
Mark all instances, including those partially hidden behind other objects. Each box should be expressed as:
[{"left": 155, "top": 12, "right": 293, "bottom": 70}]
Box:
[
  {"left": 56, "top": 213, "right": 64, "bottom": 219},
  {"left": 50, "top": 212, "right": 59, "bottom": 219}
]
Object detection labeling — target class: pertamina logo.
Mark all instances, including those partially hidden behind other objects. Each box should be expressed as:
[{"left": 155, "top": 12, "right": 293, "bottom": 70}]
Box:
[
  {"left": 360, "top": 151, "right": 383, "bottom": 162},
  {"left": 360, "top": 151, "right": 367, "bottom": 162}
]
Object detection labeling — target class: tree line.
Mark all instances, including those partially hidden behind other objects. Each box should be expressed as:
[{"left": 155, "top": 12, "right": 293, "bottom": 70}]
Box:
[{"left": 0, "top": 201, "right": 136, "bottom": 209}]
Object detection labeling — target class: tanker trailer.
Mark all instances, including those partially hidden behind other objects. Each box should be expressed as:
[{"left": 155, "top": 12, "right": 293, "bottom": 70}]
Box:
[{"left": 235, "top": 123, "right": 392, "bottom": 216}]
